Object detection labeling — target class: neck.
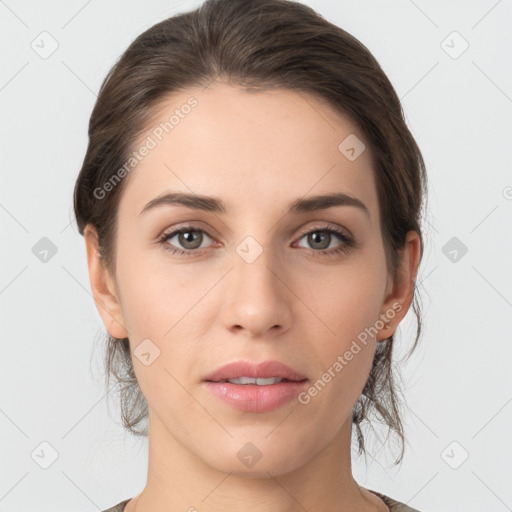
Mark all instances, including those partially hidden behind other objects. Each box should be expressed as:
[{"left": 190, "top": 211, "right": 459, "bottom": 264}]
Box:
[{"left": 129, "top": 409, "right": 380, "bottom": 512}]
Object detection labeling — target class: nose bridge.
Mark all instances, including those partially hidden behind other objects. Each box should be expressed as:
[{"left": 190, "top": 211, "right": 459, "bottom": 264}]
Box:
[
  {"left": 221, "top": 231, "right": 292, "bottom": 335},
  {"left": 233, "top": 233, "right": 282, "bottom": 301}
]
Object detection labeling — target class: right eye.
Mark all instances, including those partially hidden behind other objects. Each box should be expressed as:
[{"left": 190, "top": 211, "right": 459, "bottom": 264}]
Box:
[{"left": 158, "top": 226, "right": 215, "bottom": 256}]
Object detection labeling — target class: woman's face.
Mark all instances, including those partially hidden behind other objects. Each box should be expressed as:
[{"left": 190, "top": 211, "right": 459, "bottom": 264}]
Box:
[{"left": 88, "top": 82, "right": 413, "bottom": 476}]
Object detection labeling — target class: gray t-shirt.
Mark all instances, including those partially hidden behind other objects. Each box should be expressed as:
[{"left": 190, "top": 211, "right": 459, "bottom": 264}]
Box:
[{"left": 102, "top": 489, "right": 421, "bottom": 511}]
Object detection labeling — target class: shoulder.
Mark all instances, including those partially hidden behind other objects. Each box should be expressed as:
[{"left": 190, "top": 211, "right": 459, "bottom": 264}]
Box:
[
  {"left": 101, "top": 498, "right": 131, "bottom": 512},
  {"left": 368, "top": 489, "right": 422, "bottom": 512}
]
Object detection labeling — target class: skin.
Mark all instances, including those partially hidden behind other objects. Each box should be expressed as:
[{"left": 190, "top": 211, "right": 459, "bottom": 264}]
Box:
[{"left": 85, "top": 81, "right": 421, "bottom": 512}]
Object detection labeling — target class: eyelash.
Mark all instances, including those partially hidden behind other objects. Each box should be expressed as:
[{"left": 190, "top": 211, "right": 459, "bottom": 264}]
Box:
[{"left": 158, "top": 224, "right": 358, "bottom": 258}]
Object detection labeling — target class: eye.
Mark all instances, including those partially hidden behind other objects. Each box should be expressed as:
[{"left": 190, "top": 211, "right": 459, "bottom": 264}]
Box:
[
  {"left": 158, "top": 226, "right": 214, "bottom": 256},
  {"left": 295, "top": 225, "right": 356, "bottom": 257}
]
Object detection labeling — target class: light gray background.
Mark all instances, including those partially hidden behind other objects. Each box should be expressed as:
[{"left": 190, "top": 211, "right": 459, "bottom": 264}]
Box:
[{"left": 1, "top": 1, "right": 511, "bottom": 511}]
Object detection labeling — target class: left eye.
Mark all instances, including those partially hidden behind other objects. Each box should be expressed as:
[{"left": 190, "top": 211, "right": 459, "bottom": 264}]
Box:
[{"left": 296, "top": 228, "right": 348, "bottom": 251}]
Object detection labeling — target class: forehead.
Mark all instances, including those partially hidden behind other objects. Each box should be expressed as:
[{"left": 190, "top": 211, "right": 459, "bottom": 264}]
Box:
[{"left": 119, "top": 82, "right": 379, "bottom": 224}]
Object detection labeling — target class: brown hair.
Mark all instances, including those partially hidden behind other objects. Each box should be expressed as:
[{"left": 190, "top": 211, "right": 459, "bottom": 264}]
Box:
[{"left": 74, "top": 0, "right": 428, "bottom": 466}]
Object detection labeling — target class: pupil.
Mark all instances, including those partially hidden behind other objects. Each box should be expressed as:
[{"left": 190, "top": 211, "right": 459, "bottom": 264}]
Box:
[
  {"left": 310, "top": 231, "right": 329, "bottom": 250},
  {"left": 180, "top": 230, "right": 201, "bottom": 249}
]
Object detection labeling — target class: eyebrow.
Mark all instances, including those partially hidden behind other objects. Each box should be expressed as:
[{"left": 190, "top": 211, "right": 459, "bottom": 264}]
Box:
[{"left": 139, "top": 191, "right": 370, "bottom": 218}]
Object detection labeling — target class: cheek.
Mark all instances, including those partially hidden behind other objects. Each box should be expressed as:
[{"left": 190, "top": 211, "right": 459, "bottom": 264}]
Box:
[
  {"left": 115, "top": 251, "right": 213, "bottom": 382},
  {"left": 294, "top": 259, "right": 385, "bottom": 406},
  {"left": 298, "top": 259, "right": 385, "bottom": 346},
  {"left": 114, "top": 259, "right": 203, "bottom": 414},
  {"left": 115, "top": 244, "right": 198, "bottom": 336}
]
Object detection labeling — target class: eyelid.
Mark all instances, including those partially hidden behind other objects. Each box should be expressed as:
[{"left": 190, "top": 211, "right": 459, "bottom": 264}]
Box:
[
  {"left": 295, "top": 222, "right": 352, "bottom": 240},
  {"left": 158, "top": 221, "right": 216, "bottom": 240}
]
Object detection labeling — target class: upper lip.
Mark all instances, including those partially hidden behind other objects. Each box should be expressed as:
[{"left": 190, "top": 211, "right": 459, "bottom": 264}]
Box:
[{"left": 203, "top": 360, "right": 308, "bottom": 382}]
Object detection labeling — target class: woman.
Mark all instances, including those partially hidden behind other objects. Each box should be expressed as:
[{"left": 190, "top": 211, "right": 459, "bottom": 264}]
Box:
[{"left": 74, "top": 0, "right": 427, "bottom": 510}]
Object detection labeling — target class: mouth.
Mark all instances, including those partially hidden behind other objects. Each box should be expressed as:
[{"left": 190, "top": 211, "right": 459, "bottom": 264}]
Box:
[
  {"left": 202, "top": 360, "right": 309, "bottom": 413},
  {"left": 202, "top": 359, "right": 308, "bottom": 383}
]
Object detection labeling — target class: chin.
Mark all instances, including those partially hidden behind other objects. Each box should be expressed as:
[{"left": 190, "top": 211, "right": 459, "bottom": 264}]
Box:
[{"left": 199, "top": 437, "right": 310, "bottom": 478}]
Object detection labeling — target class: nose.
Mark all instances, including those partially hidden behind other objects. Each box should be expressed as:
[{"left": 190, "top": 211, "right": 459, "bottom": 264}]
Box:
[{"left": 219, "top": 241, "right": 293, "bottom": 339}]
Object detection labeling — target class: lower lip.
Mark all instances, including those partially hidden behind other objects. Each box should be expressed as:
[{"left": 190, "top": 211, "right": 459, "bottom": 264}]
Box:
[{"left": 202, "top": 380, "right": 309, "bottom": 413}]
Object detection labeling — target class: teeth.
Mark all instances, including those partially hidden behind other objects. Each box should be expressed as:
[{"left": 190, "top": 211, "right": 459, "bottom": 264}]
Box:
[{"left": 227, "top": 376, "right": 284, "bottom": 385}]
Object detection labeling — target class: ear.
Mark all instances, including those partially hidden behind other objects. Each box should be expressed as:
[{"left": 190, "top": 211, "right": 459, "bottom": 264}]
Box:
[
  {"left": 376, "top": 230, "right": 422, "bottom": 342},
  {"left": 84, "top": 224, "right": 128, "bottom": 339}
]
